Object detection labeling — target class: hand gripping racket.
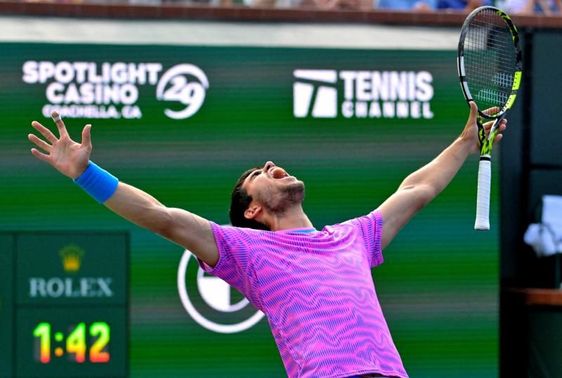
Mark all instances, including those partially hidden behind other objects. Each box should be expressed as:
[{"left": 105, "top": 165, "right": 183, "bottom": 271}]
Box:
[{"left": 457, "top": 6, "right": 522, "bottom": 230}]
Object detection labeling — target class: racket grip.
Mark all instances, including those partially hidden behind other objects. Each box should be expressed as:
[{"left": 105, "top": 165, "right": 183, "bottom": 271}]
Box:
[{"left": 474, "top": 158, "right": 491, "bottom": 231}]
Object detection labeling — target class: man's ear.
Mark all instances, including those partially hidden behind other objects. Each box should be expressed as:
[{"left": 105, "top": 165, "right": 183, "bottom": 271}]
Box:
[{"left": 244, "top": 204, "right": 262, "bottom": 220}]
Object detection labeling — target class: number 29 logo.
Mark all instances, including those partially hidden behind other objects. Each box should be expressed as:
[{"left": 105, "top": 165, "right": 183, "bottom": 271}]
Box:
[{"left": 156, "top": 64, "right": 209, "bottom": 120}]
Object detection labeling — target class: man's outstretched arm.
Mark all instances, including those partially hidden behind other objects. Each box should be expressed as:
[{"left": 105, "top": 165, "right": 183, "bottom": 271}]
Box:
[
  {"left": 376, "top": 102, "right": 507, "bottom": 249},
  {"left": 28, "top": 112, "right": 219, "bottom": 266}
]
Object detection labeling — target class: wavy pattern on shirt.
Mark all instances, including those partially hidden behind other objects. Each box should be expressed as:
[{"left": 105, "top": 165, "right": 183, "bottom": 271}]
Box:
[{"left": 201, "top": 211, "right": 408, "bottom": 378}]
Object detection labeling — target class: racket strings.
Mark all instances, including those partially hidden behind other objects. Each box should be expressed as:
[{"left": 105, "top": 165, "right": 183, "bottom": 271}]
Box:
[{"left": 463, "top": 9, "right": 517, "bottom": 112}]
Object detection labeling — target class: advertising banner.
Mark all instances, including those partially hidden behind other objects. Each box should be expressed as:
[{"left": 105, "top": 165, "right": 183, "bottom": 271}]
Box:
[{"left": 0, "top": 43, "right": 498, "bottom": 377}]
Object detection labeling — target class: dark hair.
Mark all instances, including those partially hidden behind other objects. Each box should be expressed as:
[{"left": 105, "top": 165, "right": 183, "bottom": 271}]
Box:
[{"left": 229, "top": 167, "right": 270, "bottom": 230}]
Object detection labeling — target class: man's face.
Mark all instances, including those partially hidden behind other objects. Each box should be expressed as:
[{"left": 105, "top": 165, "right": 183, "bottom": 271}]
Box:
[{"left": 241, "top": 161, "right": 305, "bottom": 213}]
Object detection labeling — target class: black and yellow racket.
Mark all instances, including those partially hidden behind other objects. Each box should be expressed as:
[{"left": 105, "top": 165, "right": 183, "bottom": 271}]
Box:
[{"left": 457, "top": 6, "right": 522, "bottom": 230}]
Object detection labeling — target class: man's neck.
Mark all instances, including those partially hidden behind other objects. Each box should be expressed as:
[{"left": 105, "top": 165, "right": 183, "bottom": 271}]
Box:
[{"left": 268, "top": 206, "right": 313, "bottom": 231}]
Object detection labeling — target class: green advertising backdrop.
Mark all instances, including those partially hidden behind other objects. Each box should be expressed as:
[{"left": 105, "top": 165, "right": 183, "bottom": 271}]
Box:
[{"left": 0, "top": 42, "right": 498, "bottom": 377}]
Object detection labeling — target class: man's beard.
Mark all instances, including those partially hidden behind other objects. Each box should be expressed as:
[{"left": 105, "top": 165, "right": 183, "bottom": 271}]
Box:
[{"left": 258, "top": 181, "right": 305, "bottom": 214}]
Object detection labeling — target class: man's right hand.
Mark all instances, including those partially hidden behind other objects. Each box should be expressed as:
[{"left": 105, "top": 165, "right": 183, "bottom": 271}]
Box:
[
  {"left": 28, "top": 112, "right": 92, "bottom": 179},
  {"left": 28, "top": 111, "right": 220, "bottom": 266}
]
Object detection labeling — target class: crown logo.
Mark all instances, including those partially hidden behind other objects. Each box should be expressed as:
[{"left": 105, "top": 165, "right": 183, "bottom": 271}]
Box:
[{"left": 59, "top": 245, "right": 84, "bottom": 273}]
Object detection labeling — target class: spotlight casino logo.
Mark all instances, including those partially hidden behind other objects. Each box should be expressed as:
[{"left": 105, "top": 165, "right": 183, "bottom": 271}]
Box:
[{"left": 21, "top": 61, "right": 209, "bottom": 120}]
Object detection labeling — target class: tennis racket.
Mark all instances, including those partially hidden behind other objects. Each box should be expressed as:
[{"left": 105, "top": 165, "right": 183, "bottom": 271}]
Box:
[{"left": 457, "top": 6, "right": 522, "bottom": 230}]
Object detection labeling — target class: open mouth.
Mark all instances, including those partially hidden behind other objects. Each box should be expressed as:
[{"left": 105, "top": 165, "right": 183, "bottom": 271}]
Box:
[{"left": 270, "top": 166, "right": 289, "bottom": 179}]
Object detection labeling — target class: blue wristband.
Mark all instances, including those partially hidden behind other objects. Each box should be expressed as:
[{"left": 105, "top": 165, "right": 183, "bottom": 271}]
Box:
[{"left": 73, "top": 161, "right": 119, "bottom": 203}]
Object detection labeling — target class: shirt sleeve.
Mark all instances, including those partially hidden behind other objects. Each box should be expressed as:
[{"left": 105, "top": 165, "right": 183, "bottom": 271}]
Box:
[
  {"left": 348, "top": 210, "right": 384, "bottom": 268},
  {"left": 198, "top": 222, "right": 264, "bottom": 311}
]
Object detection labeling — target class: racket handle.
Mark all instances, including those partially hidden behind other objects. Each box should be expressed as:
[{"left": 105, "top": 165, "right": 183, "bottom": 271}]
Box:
[{"left": 474, "top": 158, "right": 491, "bottom": 231}]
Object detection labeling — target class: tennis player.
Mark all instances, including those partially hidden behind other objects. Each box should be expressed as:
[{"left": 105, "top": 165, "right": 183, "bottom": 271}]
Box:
[{"left": 28, "top": 102, "right": 505, "bottom": 378}]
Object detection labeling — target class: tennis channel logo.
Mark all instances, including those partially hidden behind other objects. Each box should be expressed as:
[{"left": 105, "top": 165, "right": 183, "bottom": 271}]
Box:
[
  {"left": 293, "top": 69, "right": 434, "bottom": 119},
  {"left": 177, "top": 250, "right": 264, "bottom": 334},
  {"left": 21, "top": 61, "right": 209, "bottom": 120}
]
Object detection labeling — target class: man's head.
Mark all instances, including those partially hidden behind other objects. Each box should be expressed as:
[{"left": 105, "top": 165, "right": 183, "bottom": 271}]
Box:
[{"left": 229, "top": 161, "right": 305, "bottom": 230}]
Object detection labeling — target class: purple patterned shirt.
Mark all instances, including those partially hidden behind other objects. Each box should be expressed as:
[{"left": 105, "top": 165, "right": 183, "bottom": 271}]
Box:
[{"left": 200, "top": 211, "right": 408, "bottom": 378}]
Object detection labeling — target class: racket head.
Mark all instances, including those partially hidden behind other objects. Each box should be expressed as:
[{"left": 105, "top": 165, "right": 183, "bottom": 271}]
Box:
[{"left": 457, "top": 6, "right": 522, "bottom": 120}]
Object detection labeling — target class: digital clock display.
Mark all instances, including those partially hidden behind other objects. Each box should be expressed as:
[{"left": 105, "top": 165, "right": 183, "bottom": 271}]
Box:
[
  {"left": 0, "top": 232, "right": 128, "bottom": 377},
  {"left": 33, "top": 322, "right": 111, "bottom": 364},
  {"left": 16, "top": 307, "right": 126, "bottom": 377}
]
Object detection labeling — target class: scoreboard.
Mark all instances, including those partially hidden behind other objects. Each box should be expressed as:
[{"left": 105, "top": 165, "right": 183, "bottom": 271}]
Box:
[{"left": 0, "top": 232, "right": 128, "bottom": 377}]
